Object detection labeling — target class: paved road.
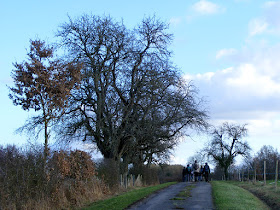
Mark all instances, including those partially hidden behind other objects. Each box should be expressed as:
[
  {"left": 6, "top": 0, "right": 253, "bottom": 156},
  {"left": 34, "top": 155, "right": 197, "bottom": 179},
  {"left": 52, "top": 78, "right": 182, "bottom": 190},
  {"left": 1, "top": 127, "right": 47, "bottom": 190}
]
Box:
[{"left": 127, "top": 182, "right": 215, "bottom": 210}]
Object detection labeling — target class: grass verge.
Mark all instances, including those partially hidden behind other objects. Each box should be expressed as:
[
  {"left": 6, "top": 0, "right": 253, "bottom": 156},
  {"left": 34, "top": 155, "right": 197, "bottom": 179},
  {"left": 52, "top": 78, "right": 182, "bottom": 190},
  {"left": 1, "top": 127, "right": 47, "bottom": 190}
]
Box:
[
  {"left": 231, "top": 180, "right": 280, "bottom": 209},
  {"left": 211, "top": 181, "right": 270, "bottom": 210},
  {"left": 82, "top": 182, "right": 176, "bottom": 210}
]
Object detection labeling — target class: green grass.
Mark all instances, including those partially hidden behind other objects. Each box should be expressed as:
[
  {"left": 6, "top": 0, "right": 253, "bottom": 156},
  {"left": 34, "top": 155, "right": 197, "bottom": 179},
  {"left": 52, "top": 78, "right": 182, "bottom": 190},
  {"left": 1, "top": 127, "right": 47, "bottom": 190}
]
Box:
[
  {"left": 82, "top": 182, "right": 176, "bottom": 210},
  {"left": 212, "top": 181, "right": 270, "bottom": 210},
  {"left": 231, "top": 180, "right": 280, "bottom": 209}
]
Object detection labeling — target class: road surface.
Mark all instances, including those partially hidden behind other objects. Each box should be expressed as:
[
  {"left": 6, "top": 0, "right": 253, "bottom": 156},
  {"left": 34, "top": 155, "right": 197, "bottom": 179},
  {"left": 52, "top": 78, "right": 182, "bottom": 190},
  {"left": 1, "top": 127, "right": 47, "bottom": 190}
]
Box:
[{"left": 127, "top": 181, "right": 215, "bottom": 210}]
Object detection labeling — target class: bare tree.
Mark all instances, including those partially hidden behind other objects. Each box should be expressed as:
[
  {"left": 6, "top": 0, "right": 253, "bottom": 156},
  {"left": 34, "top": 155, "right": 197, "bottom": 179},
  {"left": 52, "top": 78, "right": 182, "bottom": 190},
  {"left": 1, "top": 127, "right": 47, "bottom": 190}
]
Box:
[
  {"left": 9, "top": 39, "right": 81, "bottom": 159},
  {"left": 251, "top": 145, "right": 280, "bottom": 180},
  {"left": 57, "top": 14, "right": 208, "bottom": 171},
  {"left": 204, "top": 122, "right": 250, "bottom": 180}
]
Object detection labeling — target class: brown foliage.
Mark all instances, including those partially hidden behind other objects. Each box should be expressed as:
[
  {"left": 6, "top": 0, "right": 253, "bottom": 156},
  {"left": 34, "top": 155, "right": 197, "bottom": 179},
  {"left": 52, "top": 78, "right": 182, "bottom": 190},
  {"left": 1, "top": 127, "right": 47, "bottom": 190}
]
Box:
[
  {"left": 9, "top": 39, "right": 81, "bottom": 113},
  {"left": 0, "top": 145, "right": 108, "bottom": 210},
  {"left": 49, "top": 150, "right": 96, "bottom": 181},
  {"left": 9, "top": 39, "right": 82, "bottom": 158}
]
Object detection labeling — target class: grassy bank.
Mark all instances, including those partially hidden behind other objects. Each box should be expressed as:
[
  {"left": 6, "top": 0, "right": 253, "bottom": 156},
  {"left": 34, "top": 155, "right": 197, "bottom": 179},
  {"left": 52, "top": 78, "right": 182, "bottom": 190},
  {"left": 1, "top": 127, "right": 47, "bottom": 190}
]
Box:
[
  {"left": 211, "top": 181, "right": 270, "bottom": 210},
  {"left": 232, "top": 180, "right": 280, "bottom": 209},
  {"left": 82, "top": 182, "right": 176, "bottom": 210}
]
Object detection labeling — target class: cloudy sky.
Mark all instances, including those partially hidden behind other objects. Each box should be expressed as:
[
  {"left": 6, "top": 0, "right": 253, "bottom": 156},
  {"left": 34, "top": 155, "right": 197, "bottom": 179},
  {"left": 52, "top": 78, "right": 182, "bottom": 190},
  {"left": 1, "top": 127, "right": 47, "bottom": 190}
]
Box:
[{"left": 1, "top": 0, "right": 280, "bottom": 165}]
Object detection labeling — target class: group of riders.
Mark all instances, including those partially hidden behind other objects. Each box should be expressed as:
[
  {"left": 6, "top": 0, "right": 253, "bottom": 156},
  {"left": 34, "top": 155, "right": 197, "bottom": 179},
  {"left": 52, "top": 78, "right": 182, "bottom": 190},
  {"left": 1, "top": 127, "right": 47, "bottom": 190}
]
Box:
[{"left": 182, "top": 160, "right": 210, "bottom": 182}]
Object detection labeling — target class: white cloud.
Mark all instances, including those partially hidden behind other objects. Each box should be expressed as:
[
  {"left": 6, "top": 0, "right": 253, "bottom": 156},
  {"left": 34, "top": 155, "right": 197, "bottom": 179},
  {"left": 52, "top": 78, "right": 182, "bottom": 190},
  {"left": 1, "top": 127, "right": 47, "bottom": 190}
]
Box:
[
  {"left": 248, "top": 18, "right": 269, "bottom": 36},
  {"left": 184, "top": 42, "right": 280, "bottom": 121},
  {"left": 192, "top": 0, "right": 224, "bottom": 15},
  {"left": 169, "top": 17, "right": 182, "bottom": 26},
  {"left": 216, "top": 48, "right": 237, "bottom": 59},
  {"left": 226, "top": 63, "right": 280, "bottom": 97}
]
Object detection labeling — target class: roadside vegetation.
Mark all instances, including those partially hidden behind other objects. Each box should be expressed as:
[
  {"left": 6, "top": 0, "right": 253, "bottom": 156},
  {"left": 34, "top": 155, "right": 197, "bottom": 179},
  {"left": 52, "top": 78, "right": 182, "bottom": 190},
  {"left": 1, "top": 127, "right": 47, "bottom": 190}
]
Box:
[
  {"left": 82, "top": 182, "right": 176, "bottom": 210},
  {"left": 212, "top": 181, "right": 270, "bottom": 210},
  {"left": 0, "top": 144, "right": 182, "bottom": 209},
  {"left": 5, "top": 13, "right": 208, "bottom": 209},
  {"left": 231, "top": 180, "right": 280, "bottom": 210}
]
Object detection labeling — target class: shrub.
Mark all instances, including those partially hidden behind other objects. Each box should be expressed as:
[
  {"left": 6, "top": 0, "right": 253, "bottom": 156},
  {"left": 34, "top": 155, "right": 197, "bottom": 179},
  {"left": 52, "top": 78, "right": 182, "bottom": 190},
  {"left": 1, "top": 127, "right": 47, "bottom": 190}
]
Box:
[
  {"left": 0, "top": 144, "right": 108, "bottom": 210},
  {"left": 96, "top": 158, "right": 120, "bottom": 190}
]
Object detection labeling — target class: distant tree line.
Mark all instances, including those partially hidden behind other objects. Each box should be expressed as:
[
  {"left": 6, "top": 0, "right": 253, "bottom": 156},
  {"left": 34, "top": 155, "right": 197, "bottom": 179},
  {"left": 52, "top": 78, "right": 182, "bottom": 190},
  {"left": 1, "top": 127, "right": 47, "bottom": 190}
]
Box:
[
  {"left": 211, "top": 145, "right": 280, "bottom": 181},
  {"left": 9, "top": 14, "right": 208, "bottom": 175}
]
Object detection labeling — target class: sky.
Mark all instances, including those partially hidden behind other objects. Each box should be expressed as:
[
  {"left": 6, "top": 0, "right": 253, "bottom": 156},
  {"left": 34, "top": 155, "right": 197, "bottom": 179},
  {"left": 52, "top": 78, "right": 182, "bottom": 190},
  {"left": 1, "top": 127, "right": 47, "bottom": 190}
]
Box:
[{"left": 1, "top": 0, "right": 280, "bottom": 166}]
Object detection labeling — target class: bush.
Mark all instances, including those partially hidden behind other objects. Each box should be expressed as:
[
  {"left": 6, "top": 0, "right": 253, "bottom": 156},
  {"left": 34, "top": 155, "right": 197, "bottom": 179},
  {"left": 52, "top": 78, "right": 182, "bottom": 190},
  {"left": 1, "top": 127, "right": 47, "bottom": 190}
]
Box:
[
  {"left": 0, "top": 144, "right": 109, "bottom": 210},
  {"left": 158, "top": 164, "right": 183, "bottom": 183},
  {"left": 129, "top": 164, "right": 182, "bottom": 185},
  {"left": 96, "top": 158, "right": 120, "bottom": 190}
]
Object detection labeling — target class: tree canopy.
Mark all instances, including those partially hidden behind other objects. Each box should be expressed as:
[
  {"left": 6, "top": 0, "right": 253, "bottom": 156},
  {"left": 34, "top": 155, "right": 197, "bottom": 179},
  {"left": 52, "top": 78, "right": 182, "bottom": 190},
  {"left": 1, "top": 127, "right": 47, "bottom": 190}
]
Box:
[{"left": 56, "top": 14, "right": 208, "bottom": 170}]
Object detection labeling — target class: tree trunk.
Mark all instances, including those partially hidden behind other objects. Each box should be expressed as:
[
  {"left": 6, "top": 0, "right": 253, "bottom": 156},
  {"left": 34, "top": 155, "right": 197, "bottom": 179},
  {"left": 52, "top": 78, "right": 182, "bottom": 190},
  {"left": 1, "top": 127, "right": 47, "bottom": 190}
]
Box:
[
  {"left": 224, "top": 166, "right": 229, "bottom": 180},
  {"left": 44, "top": 117, "right": 48, "bottom": 160}
]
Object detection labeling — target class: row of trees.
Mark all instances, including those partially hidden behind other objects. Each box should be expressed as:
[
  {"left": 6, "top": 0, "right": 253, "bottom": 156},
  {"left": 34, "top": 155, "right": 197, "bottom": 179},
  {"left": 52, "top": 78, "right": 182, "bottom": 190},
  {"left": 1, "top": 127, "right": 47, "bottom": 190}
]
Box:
[{"left": 9, "top": 14, "right": 208, "bottom": 174}]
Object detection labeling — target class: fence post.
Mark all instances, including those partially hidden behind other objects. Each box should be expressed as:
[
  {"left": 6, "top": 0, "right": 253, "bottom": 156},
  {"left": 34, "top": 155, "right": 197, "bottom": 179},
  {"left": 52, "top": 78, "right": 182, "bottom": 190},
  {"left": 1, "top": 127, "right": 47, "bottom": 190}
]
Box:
[
  {"left": 238, "top": 170, "right": 241, "bottom": 181},
  {"left": 264, "top": 161, "right": 266, "bottom": 185},
  {"left": 275, "top": 160, "right": 278, "bottom": 190},
  {"left": 254, "top": 166, "right": 257, "bottom": 183},
  {"left": 248, "top": 167, "right": 250, "bottom": 182}
]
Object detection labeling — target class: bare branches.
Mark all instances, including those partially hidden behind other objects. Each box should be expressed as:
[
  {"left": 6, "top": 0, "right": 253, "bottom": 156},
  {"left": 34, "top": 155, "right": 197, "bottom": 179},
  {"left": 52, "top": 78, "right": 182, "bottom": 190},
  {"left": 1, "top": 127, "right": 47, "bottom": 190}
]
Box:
[
  {"left": 55, "top": 14, "right": 208, "bottom": 169},
  {"left": 204, "top": 122, "right": 251, "bottom": 179}
]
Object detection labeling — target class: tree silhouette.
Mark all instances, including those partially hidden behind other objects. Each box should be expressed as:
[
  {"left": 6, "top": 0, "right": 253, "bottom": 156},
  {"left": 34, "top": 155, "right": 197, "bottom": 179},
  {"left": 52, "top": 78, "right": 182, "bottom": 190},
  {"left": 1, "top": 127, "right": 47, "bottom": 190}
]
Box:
[
  {"left": 57, "top": 14, "right": 208, "bottom": 171},
  {"left": 205, "top": 122, "right": 250, "bottom": 180}
]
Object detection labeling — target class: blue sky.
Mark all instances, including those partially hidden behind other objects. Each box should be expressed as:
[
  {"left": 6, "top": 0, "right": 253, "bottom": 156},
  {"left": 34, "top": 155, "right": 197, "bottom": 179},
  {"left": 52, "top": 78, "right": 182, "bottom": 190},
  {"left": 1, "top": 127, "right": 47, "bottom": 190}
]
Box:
[{"left": 1, "top": 0, "right": 280, "bottom": 165}]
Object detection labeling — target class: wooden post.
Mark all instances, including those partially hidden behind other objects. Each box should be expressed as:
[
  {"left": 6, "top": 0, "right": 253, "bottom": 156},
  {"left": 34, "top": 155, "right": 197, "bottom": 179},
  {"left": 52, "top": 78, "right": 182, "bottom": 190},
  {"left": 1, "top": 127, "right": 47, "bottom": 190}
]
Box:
[
  {"left": 248, "top": 167, "right": 250, "bottom": 182},
  {"left": 275, "top": 160, "right": 278, "bottom": 190},
  {"left": 264, "top": 161, "right": 266, "bottom": 185},
  {"left": 254, "top": 165, "right": 257, "bottom": 184},
  {"left": 238, "top": 170, "right": 241, "bottom": 181}
]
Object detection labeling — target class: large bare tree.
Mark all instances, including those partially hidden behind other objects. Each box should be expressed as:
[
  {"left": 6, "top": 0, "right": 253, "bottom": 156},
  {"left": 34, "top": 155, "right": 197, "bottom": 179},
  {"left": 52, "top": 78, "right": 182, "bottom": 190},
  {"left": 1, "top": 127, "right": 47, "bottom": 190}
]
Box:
[
  {"left": 57, "top": 14, "right": 208, "bottom": 170},
  {"left": 9, "top": 39, "right": 81, "bottom": 159},
  {"left": 204, "top": 122, "right": 251, "bottom": 180}
]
